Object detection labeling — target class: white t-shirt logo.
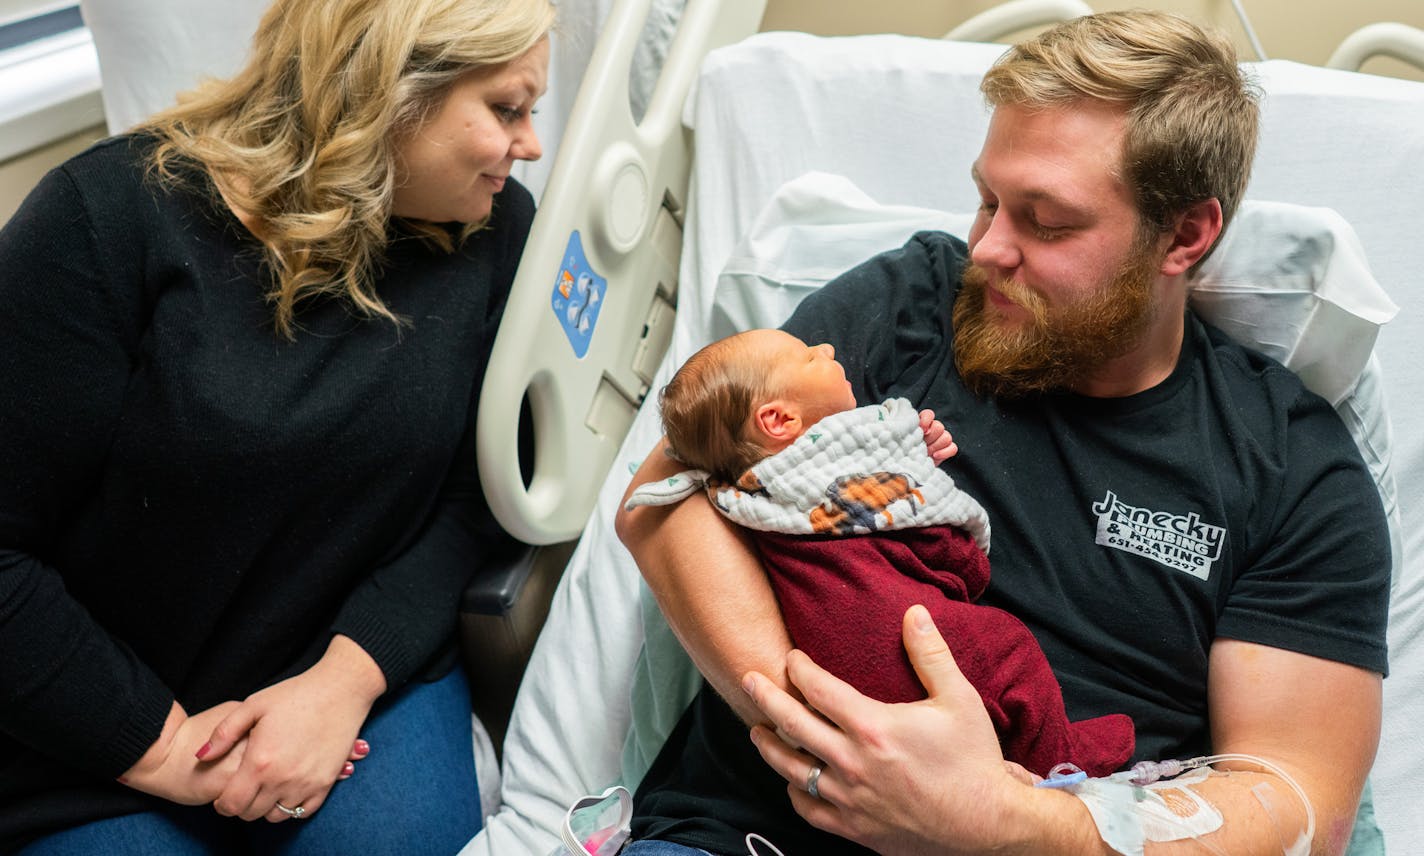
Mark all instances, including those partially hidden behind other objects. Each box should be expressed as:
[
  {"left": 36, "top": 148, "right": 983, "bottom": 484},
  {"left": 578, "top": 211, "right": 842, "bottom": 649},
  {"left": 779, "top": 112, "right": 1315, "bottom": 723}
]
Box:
[{"left": 1092, "top": 490, "right": 1226, "bottom": 581}]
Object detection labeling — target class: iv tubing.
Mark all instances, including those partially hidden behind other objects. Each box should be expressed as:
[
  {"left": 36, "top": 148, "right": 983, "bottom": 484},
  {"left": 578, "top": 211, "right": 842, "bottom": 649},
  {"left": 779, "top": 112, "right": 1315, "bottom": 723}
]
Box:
[
  {"left": 1120, "top": 752, "right": 1315, "bottom": 854},
  {"left": 1206, "top": 754, "right": 1315, "bottom": 855}
]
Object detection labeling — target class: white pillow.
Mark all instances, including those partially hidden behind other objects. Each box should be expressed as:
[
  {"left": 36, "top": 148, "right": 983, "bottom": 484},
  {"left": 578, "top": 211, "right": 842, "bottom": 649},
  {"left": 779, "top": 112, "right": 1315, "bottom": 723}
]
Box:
[
  {"left": 1193, "top": 200, "right": 1398, "bottom": 407},
  {"left": 709, "top": 175, "right": 974, "bottom": 342}
]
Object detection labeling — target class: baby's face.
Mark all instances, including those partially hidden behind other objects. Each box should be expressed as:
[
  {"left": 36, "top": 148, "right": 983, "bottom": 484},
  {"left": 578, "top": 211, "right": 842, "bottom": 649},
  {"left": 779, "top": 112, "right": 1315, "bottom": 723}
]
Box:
[{"left": 742, "top": 329, "right": 858, "bottom": 427}]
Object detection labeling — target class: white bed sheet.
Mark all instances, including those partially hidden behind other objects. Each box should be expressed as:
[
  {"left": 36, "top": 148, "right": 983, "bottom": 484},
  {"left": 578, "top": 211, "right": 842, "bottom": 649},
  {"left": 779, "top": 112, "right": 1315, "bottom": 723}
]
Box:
[{"left": 474, "top": 31, "right": 1424, "bottom": 856}]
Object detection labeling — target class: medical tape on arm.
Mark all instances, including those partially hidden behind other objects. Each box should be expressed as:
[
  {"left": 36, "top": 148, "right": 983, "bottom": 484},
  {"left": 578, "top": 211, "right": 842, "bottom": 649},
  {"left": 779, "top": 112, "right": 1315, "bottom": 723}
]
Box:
[{"left": 1039, "top": 754, "right": 1313, "bottom": 856}]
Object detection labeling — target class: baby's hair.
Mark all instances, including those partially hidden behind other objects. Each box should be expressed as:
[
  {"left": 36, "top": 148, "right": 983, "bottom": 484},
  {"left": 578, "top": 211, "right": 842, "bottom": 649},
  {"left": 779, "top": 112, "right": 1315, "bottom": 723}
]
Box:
[{"left": 660, "top": 334, "right": 776, "bottom": 483}]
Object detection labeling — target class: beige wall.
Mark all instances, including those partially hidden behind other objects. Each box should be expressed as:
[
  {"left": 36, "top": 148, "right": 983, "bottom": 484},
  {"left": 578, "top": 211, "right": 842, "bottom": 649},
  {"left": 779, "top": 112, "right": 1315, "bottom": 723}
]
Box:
[
  {"left": 761, "top": 0, "right": 1424, "bottom": 81},
  {"left": 0, "top": 124, "right": 106, "bottom": 224}
]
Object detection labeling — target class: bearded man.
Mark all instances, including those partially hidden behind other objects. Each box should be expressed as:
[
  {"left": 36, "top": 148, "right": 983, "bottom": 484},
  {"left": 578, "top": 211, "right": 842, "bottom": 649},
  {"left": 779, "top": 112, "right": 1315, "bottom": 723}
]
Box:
[{"left": 616, "top": 10, "right": 1388, "bottom": 856}]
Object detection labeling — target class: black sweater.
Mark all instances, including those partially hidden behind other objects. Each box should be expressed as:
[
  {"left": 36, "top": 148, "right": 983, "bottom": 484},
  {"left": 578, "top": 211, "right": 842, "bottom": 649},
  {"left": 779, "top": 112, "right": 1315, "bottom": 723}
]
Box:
[{"left": 0, "top": 136, "right": 533, "bottom": 847}]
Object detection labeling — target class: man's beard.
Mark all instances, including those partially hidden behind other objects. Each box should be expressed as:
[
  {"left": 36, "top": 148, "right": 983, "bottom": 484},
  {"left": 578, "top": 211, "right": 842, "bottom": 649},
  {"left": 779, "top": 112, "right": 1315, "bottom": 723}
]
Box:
[{"left": 952, "top": 243, "right": 1160, "bottom": 399}]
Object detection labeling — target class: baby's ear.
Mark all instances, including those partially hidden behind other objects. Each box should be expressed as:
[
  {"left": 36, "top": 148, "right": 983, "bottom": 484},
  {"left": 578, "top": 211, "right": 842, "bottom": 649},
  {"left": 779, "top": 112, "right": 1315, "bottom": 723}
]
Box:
[{"left": 754, "top": 400, "right": 801, "bottom": 445}]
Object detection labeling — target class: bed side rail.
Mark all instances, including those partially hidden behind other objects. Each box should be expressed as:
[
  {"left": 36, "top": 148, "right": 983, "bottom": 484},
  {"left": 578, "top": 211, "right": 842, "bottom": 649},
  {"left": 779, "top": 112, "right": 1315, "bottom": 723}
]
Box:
[
  {"left": 1327, "top": 22, "right": 1424, "bottom": 72},
  {"left": 477, "top": 0, "right": 766, "bottom": 545},
  {"left": 942, "top": 0, "right": 1091, "bottom": 42}
]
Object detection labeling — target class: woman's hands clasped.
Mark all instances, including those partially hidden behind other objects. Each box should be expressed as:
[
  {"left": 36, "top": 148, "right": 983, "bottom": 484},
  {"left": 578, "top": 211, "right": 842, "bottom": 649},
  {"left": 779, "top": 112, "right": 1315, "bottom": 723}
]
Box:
[
  {"left": 117, "top": 634, "right": 386, "bottom": 823},
  {"left": 197, "top": 634, "right": 385, "bottom": 823}
]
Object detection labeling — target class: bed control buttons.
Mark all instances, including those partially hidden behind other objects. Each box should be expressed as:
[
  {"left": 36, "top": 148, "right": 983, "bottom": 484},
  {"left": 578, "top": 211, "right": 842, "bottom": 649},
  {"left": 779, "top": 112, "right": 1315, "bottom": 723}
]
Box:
[{"left": 551, "top": 230, "right": 607, "bottom": 358}]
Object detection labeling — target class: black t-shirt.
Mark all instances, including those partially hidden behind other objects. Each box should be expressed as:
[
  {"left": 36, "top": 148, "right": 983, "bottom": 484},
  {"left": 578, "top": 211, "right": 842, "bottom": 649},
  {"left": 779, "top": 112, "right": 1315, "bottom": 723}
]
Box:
[
  {"left": 632, "top": 230, "right": 1390, "bottom": 855},
  {"left": 0, "top": 135, "right": 534, "bottom": 847}
]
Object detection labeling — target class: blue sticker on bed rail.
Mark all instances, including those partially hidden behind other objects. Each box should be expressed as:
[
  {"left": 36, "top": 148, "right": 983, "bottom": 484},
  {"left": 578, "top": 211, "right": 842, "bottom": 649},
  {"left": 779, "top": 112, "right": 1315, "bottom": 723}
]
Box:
[{"left": 551, "top": 230, "right": 605, "bottom": 358}]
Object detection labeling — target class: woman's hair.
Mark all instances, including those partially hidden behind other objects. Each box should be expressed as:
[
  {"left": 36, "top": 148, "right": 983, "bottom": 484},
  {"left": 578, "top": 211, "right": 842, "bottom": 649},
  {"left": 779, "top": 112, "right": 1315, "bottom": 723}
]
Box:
[
  {"left": 139, "top": 0, "right": 556, "bottom": 338},
  {"left": 660, "top": 335, "right": 776, "bottom": 484},
  {"left": 980, "top": 10, "right": 1259, "bottom": 268}
]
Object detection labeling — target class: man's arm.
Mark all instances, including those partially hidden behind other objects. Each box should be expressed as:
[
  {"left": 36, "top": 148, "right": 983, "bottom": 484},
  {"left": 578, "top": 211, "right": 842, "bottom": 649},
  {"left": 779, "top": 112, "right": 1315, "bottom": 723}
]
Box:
[
  {"left": 743, "top": 607, "right": 1378, "bottom": 856},
  {"left": 1199, "top": 638, "right": 1381, "bottom": 855},
  {"left": 615, "top": 438, "right": 795, "bottom": 724}
]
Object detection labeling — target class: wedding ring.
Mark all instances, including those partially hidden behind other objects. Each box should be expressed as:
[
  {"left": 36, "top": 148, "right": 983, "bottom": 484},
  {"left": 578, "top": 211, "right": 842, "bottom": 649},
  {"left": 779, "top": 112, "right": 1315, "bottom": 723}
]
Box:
[
  {"left": 806, "top": 764, "right": 824, "bottom": 799},
  {"left": 274, "top": 797, "right": 306, "bottom": 820}
]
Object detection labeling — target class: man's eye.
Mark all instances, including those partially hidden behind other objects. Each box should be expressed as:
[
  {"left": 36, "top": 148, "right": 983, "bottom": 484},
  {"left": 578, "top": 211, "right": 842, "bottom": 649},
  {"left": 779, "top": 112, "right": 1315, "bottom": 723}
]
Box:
[{"left": 1032, "top": 220, "right": 1068, "bottom": 240}]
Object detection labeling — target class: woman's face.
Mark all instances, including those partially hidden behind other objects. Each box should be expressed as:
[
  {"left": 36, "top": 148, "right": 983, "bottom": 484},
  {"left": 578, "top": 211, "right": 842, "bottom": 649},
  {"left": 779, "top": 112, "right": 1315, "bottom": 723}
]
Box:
[{"left": 392, "top": 38, "right": 549, "bottom": 223}]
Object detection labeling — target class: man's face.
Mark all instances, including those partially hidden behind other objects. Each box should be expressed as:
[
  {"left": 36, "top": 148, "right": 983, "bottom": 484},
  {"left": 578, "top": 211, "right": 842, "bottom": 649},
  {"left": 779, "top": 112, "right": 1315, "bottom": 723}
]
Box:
[{"left": 956, "top": 102, "right": 1165, "bottom": 397}]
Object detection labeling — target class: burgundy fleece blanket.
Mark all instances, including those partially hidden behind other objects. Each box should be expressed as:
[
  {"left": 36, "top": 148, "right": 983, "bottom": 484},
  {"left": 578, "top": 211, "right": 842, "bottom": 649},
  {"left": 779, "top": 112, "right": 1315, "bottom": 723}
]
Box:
[{"left": 756, "top": 525, "right": 1134, "bottom": 778}]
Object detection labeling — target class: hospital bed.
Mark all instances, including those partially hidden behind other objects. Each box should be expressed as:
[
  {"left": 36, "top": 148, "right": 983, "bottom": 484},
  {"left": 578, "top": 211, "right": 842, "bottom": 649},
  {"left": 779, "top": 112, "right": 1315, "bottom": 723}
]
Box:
[{"left": 467, "top": 1, "right": 1424, "bottom": 854}]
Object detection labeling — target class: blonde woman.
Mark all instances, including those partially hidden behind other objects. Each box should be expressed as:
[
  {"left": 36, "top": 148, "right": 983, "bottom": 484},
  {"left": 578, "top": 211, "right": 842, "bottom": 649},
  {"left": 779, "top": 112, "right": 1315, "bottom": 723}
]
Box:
[{"left": 0, "top": 0, "right": 553, "bottom": 852}]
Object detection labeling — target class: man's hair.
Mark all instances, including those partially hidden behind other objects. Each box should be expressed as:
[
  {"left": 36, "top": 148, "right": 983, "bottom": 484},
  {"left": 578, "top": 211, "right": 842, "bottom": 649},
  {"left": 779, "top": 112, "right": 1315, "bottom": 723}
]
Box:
[
  {"left": 660, "top": 336, "right": 775, "bottom": 484},
  {"left": 140, "top": 0, "right": 556, "bottom": 338},
  {"left": 980, "top": 10, "right": 1259, "bottom": 268}
]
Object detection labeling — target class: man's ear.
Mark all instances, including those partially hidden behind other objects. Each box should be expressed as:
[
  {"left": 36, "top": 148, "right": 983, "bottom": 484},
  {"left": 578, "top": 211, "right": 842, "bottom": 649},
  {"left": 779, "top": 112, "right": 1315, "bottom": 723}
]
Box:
[
  {"left": 754, "top": 399, "right": 803, "bottom": 447},
  {"left": 1159, "top": 197, "right": 1223, "bottom": 277}
]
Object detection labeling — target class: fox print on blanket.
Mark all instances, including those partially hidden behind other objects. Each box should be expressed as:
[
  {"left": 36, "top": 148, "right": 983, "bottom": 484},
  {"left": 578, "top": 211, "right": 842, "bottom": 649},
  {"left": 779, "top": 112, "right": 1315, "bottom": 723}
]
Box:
[{"left": 809, "top": 472, "right": 925, "bottom": 534}]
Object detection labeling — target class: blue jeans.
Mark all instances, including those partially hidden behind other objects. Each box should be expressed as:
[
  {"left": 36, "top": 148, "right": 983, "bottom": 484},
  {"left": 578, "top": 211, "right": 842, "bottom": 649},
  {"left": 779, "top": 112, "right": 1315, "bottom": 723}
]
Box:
[
  {"left": 20, "top": 668, "right": 482, "bottom": 856},
  {"left": 621, "top": 844, "right": 715, "bottom": 856}
]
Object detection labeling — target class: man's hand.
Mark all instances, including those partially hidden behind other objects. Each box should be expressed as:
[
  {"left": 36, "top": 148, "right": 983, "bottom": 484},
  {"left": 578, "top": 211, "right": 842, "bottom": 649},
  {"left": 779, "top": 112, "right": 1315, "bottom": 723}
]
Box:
[
  {"left": 200, "top": 635, "right": 385, "bottom": 822},
  {"left": 743, "top": 605, "right": 1106, "bottom": 855},
  {"left": 742, "top": 604, "right": 1019, "bottom": 854},
  {"left": 919, "top": 410, "right": 958, "bottom": 465}
]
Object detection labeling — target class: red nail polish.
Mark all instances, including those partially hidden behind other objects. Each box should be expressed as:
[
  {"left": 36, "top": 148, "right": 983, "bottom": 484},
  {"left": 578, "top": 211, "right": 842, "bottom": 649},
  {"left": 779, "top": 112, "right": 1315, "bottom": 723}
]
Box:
[
  {"left": 344, "top": 762, "right": 355, "bottom": 775},
  {"left": 195, "top": 742, "right": 211, "bottom": 760},
  {"left": 354, "top": 739, "right": 369, "bottom": 756}
]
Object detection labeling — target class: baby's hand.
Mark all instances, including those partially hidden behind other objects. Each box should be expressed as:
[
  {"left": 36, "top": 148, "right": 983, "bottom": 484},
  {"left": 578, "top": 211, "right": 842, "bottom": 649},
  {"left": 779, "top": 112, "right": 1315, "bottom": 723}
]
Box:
[{"left": 919, "top": 409, "right": 958, "bottom": 465}]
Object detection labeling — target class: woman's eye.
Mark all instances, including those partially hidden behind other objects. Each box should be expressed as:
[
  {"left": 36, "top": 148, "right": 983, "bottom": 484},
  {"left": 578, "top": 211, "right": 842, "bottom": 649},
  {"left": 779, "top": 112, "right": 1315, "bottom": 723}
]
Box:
[{"left": 494, "top": 105, "right": 524, "bottom": 123}]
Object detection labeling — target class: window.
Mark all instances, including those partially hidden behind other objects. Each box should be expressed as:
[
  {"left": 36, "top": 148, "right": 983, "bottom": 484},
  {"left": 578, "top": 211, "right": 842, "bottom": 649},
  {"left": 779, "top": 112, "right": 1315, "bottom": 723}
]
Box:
[
  {"left": 0, "top": 1, "right": 75, "bottom": 28},
  {"left": 0, "top": 4, "right": 82, "bottom": 50},
  {"left": 0, "top": 2, "right": 102, "bottom": 163}
]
